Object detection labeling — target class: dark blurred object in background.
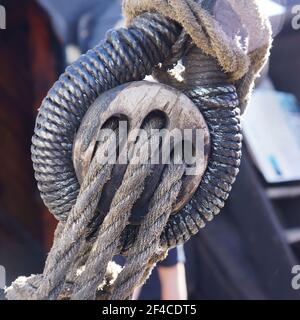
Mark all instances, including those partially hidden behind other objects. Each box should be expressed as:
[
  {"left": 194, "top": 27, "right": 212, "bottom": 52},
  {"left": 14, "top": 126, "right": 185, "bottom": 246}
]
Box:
[
  {"left": 269, "top": 1, "right": 300, "bottom": 103},
  {"left": 38, "top": 0, "right": 122, "bottom": 51},
  {"left": 0, "top": 0, "right": 64, "bottom": 297},
  {"left": 185, "top": 148, "right": 300, "bottom": 300},
  {"left": 185, "top": 0, "right": 300, "bottom": 300}
]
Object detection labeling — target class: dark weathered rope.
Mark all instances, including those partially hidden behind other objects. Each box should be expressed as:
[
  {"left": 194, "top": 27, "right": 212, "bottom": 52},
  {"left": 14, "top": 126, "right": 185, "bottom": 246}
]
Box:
[
  {"left": 6, "top": 116, "right": 185, "bottom": 300},
  {"left": 31, "top": 12, "right": 242, "bottom": 253},
  {"left": 160, "top": 46, "right": 242, "bottom": 248},
  {"left": 32, "top": 13, "right": 182, "bottom": 221},
  {"left": 70, "top": 117, "right": 172, "bottom": 300},
  {"left": 7, "top": 5, "right": 243, "bottom": 300}
]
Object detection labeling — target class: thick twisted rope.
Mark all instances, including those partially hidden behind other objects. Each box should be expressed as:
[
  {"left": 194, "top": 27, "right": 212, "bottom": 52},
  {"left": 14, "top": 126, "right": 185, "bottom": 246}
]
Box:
[
  {"left": 110, "top": 163, "right": 186, "bottom": 300},
  {"left": 32, "top": 13, "right": 181, "bottom": 221},
  {"left": 6, "top": 0, "right": 271, "bottom": 300},
  {"left": 6, "top": 125, "right": 116, "bottom": 300},
  {"left": 124, "top": 0, "right": 272, "bottom": 112},
  {"left": 70, "top": 117, "right": 167, "bottom": 300},
  {"left": 6, "top": 117, "right": 185, "bottom": 300},
  {"left": 30, "top": 6, "right": 246, "bottom": 252},
  {"left": 7, "top": 11, "right": 242, "bottom": 301}
]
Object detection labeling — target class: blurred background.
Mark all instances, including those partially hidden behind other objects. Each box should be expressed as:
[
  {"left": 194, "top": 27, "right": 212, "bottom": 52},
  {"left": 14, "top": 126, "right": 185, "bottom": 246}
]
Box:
[{"left": 0, "top": 0, "right": 300, "bottom": 300}]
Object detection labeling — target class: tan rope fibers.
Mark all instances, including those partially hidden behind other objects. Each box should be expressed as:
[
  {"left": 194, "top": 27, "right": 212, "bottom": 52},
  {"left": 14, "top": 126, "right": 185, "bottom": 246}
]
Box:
[
  {"left": 6, "top": 118, "right": 185, "bottom": 300},
  {"left": 6, "top": 0, "right": 271, "bottom": 300},
  {"left": 123, "top": 0, "right": 272, "bottom": 112}
]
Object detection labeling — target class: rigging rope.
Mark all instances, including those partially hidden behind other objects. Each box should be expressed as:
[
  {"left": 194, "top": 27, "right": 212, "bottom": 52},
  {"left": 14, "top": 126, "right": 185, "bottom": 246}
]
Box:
[{"left": 6, "top": 0, "right": 271, "bottom": 300}]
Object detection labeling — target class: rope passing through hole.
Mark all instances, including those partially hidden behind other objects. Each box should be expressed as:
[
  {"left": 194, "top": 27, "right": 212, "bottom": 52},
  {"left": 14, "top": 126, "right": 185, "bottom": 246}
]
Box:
[{"left": 6, "top": 0, "right": 272, "bottom": 300}]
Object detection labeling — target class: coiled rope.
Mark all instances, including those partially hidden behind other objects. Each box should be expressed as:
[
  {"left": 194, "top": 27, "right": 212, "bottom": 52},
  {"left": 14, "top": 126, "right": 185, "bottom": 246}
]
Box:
[{"left": 6, "top": 0, "right": 271, "bottom": 300}]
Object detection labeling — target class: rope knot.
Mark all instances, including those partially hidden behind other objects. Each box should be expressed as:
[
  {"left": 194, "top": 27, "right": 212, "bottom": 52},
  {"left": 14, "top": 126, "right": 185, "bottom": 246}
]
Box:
[
  {"left": 123, "top": 0, "right": 272, "bottom": 112},
  {"left": 6, "top": 0, "right": 269, "bottom": 300}
]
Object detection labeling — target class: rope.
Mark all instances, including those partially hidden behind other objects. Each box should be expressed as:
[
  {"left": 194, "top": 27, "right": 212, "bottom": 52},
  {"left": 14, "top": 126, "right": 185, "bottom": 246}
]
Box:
[
  {"left": 70, "top": 118, "right": 169, "bottom": 300},
  {"left": 6, "top": 117, "right": 185, "bottom": 300},
  {"left": 109, "top": 163, "right": 185, "bottom": 300},
  {"left": 29, "top": 11, "right": 242, "bottom": 252},
  {"left": 32, "top": 13, "right": 181, "bottom": 221},
  {"left": 123, "top": 0, "right": 272, "bottom": 112},
  {"left": 6, "top": 0, "right": 270, "bottom": 300}
]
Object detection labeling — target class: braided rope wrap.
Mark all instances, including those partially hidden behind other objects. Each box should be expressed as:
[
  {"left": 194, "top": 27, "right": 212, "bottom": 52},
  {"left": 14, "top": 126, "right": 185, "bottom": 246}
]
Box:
[
  {"left": 4, "top": 9, "right": 243, "bottom": 301},
  {"left": 31, "top": 12, "right": 241, "bottom": 251},
  {"left": 32, "top": 13, "right": 181, "bottom": 221},
  {"left": 161, "top": 46, "right": 242, "bottom": 248}
]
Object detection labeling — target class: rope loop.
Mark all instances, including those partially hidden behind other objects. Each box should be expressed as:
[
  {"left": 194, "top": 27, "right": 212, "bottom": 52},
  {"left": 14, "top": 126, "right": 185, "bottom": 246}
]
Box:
[{"left": 6, "top": 0, "right": 271, "bottom": 300}]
